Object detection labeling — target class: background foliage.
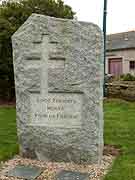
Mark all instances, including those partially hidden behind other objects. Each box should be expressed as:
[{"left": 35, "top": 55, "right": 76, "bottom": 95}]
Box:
[
  {"left": 0, "top": 0, "right": 74, "bottom": 100},
  {"left": 121, "top": 73, "right": 135, "bottom": 81}
]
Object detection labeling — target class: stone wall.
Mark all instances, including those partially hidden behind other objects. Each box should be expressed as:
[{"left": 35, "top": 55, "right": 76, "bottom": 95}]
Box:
[{"left": 107, "top": 81, "right": 135, "bottom": 101}]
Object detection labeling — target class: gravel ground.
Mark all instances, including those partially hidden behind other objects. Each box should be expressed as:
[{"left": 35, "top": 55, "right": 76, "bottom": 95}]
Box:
[{"left": 0, "top": 155, "right": 115, "bottom": 180}]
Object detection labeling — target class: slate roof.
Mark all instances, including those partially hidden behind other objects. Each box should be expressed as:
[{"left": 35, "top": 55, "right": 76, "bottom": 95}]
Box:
[{"left": 107, "top": 31, "right": 135, "bottom": 51}]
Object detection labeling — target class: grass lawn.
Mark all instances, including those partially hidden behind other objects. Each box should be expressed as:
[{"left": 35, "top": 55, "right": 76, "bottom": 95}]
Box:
[
  {"left": 0, "top": 107, "right": 18, "bottom": 161},
  {"left": 104, "top": 99, "right": 135, "bottom": 180},
  {"left": 0, "top": 99, "right": 135, "bottom": 179}
]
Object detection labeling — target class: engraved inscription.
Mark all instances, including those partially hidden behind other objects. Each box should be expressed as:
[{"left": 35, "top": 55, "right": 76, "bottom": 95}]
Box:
[{"left": 29, "top": 93, "right": 82, "bottom": 128}]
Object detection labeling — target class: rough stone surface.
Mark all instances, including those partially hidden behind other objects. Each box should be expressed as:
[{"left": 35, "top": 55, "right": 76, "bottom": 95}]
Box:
[
  {"left": 56, "top": 170, "right": 89, "bottom": 180},
  {"left": 107, "top": 81, "right": 135, "bottom": 101},
  {"left": 12, "top": 14, "right": 104, "bottom": 164},
  {"left": 6, "top": 165, "right": 42, "bottom": 179}
]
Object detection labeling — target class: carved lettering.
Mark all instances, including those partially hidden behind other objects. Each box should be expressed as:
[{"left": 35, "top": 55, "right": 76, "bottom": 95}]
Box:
[{"left": 29, "top": 93, "right": 82, "bottom": 128}]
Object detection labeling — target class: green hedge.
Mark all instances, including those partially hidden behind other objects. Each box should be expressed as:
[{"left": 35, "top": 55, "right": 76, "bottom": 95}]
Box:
[{"left": 121, "top": 73, "right": 135, "bottom": 81}]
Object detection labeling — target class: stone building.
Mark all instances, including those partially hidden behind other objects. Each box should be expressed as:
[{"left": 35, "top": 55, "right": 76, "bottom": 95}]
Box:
[{"left": 106, "top": 31, "right": 135, "bottom": 76}]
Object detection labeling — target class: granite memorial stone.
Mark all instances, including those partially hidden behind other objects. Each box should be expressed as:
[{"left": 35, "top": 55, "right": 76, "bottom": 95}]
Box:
[{"left": 12, "top": 14, "right": 104, "bottom": 164}]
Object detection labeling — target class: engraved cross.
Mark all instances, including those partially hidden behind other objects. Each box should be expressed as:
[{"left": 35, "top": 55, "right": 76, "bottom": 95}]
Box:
[{"left": 25, "top": 36, "right": 49, "bottom": 125}]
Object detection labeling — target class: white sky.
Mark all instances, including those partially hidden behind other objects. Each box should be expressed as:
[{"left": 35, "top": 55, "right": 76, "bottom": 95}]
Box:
[{"left": 64, "top": 0, "right": 135, "bottom": 34}]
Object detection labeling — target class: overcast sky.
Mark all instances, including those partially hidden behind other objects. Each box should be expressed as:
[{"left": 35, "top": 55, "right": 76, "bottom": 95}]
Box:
[{"left": 64, "top": 0, "right": 135, "bottom": 34}]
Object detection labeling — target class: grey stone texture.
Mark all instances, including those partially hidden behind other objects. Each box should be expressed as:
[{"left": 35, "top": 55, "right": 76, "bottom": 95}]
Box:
[
  {"left": 6, "top": 165, "right": 42, "bottom": 179},
  {"left": 12, "top": 14, "right": 104, "bottom": 164},
  {"left": 56, "top": 170, "right": 89, "bottom": 180}
]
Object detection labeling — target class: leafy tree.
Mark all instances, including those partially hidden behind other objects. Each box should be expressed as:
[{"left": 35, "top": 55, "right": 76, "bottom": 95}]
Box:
[{"left": 0, "top": 0, "right": 75, "bottom": 100}]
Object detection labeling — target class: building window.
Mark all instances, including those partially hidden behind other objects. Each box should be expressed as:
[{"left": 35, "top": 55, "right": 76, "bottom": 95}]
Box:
[{"left": 130, "top": 61, "right": 135, "bottom": 70}]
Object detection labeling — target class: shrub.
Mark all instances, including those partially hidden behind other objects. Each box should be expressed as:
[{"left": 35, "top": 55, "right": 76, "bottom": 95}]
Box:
[{"left": 122, "top": 73, "right": 135, "bottom": 81}]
